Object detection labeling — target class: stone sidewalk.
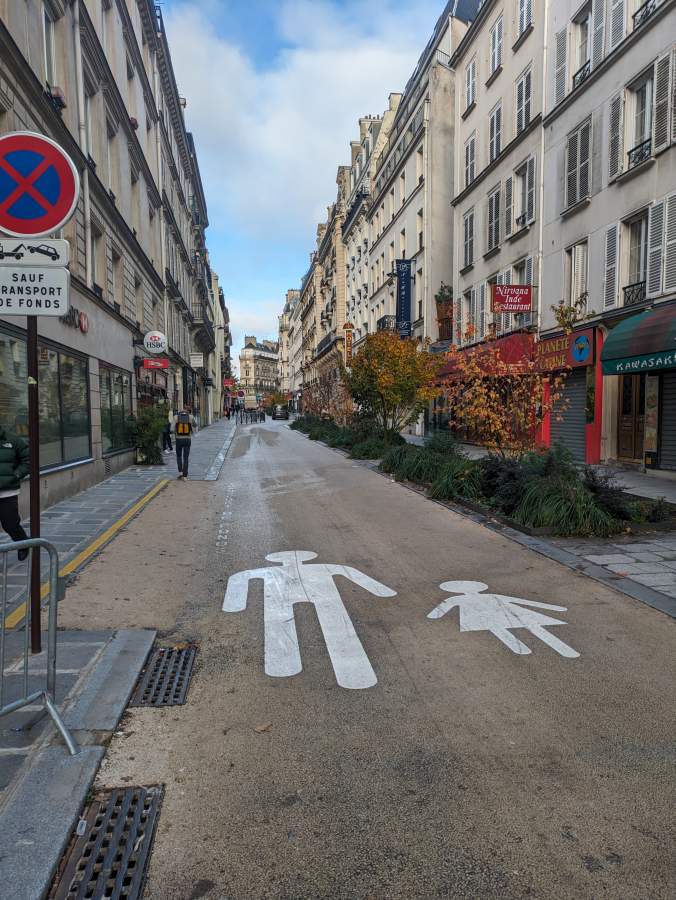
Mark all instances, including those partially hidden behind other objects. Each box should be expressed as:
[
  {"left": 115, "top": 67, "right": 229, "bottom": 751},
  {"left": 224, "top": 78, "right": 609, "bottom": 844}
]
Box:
[
  {"left": 0, "top": 627, "right": 155, "bottom": 899},
  {"left": 0, "top": 418, "right": 237, "bottom": 622}
]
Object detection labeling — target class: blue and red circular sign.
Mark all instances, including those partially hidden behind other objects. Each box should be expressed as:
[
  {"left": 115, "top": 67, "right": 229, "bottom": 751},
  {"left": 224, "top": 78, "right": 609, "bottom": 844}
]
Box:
[{"left": 0, "top": 131, "right": 80, "bottom": 238}]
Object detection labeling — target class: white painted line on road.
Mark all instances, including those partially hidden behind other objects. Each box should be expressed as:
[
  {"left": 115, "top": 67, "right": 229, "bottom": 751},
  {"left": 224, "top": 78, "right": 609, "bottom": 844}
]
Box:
[
  {"left": 222, "top": 551, "right": 397, "bottom": 689},
  {"left": 428, "top": 581, "right": 580, "bottom": 658}
]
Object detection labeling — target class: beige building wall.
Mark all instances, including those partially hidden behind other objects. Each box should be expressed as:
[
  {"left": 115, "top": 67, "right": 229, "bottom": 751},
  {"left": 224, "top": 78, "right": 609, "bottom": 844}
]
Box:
[
  {"left": 451, "top": 0, "right": 544, "bottom": 348},
  {"left": 368, "top": 10, "right": 471, "bottom": 349},
  {"left": 239, "top": 337, "right": 279, "bottom": 409}
]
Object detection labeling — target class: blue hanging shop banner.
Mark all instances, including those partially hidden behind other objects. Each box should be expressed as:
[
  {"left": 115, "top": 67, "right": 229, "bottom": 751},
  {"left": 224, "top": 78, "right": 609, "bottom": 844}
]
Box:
[{"left": 395, "top": 259, "right": 412, "bottom": 338}]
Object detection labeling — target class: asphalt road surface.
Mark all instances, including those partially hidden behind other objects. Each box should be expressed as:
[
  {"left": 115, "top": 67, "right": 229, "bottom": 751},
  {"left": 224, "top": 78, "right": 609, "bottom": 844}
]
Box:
[{"left": 69, "top": 421, "right": 676, "bottom": 900}]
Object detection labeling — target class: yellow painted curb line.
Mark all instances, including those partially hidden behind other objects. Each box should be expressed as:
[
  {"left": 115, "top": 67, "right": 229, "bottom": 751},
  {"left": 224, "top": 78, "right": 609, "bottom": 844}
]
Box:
[{"left": 4, "top": 479, "right": 169, "bottom": 629}]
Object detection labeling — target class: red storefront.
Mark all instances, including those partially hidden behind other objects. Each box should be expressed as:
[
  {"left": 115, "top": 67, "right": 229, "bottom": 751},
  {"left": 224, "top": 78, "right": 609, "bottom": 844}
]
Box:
[
  {"left": 536, "top": 327, "right": 603, "bottom": 465},
  {"left": 438, "top": 328, "right": 603, "bottom": 463}
]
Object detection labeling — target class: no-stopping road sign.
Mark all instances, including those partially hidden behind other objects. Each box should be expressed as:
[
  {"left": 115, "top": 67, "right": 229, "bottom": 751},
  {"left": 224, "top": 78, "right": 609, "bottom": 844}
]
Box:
[{"left": 0, "top": 132, "right": 80, "bottom": 238}]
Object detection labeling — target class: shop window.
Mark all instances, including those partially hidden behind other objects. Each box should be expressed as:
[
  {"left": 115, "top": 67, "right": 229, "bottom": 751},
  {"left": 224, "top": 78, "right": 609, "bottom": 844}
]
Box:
[
  {"left": 100, "top": 365, "right": 132, "bottom": 454},
  {"left": 0, "top": 330, "right": 91, "bottom": 468}
]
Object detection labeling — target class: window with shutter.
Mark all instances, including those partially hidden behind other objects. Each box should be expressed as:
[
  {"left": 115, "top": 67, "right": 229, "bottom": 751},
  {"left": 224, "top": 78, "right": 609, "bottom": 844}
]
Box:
[
  {"left": 672, "top": 48, "right": 676, "bottom": 145},
  {"left": 463, "top": 210, "right": 474, "bottom": 268},
  {"left": 608, "top": 93, "right": 624, "bottom": 180},
  {"left": 647, "top": 200, "right": 665, "bottom": 297},
  {"left": 518, "top": 0, "right": 533, "bottom": 36},
  {"left": 479, "top": 282, "right": 486, "bottom": 338},
  {"left": 603, "top": 224, "right": 619, "bottom": 309},
  {"left": 489, "top": 104, "right": 502, "bottom": 162},
  {"left": 466, "top": 58, "right": 476, "bottom": 109},
  {"left": 517, "top": 79, "right": 525, "bottom": 134},
  {"left": 526, "top": 156, "right": 536, "bottom": 223},
  {"left": 578, "top": 120, "right": 591, "bottom": 199},
  {"left": 491, "top": 17, "right": 503, "bottom": 73},
  {"left": 609, "top": 0, "right": 625, "bottom": 51},
  {"left": 591, "top": 0, "right": 605, "bottom": 69},
  {"left": 565, "top": 129, "right": 579, "bottom": 208},
  {"left": 488, "top": 187, "right": 501, "bottom": 251},
  {"left": 653, "top": 54, "right": 672, "bottom": 155},
  {"left": 555, "top": 28, "right": 568, "bottom": 105},
  {"left": 664, "top": 194, "right": 676, "bottom": 293},
  {"left": 465, "top": 134, "right": 476, "bottom": 187},
  {"left": 505, "top": 176, "right": 513, "bottom": 237}
]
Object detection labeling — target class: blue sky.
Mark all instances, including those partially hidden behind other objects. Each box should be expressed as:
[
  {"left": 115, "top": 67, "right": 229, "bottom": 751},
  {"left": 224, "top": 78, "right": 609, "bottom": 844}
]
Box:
[{"left": 162, "top": 0, "right": 444, "bottom": 367}]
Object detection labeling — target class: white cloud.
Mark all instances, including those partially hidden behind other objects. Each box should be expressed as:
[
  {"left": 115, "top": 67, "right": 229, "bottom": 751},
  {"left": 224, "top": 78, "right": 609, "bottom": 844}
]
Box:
[
  {"left": 164, "top": 0, "right": 439, "bottom": 239},
  {"left": 163, "top": 0, "right": 442, "bottom": 358}
]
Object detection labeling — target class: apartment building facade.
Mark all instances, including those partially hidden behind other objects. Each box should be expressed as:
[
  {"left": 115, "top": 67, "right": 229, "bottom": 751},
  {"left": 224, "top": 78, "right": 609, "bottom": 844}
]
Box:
[
  {"left": 239, "top": 336, "right": 279, "bottom": 409},
  {"left": 278, "top": 289, "right": 299, "bottom": 395},
  {"left": 541, "top": 0, "right": 676, "bottom": 468},
  {"left": 367, "top": 1, "right": 479, "bottom": 362},
  {"left": 450, "top": 0, "right": 543, "bottom": 354},
  {"left": 0, "top": 0, "right": 214, "bottom": 507},
  {"left": 343, "top": 100, "right": 400, "bottom": 351}
]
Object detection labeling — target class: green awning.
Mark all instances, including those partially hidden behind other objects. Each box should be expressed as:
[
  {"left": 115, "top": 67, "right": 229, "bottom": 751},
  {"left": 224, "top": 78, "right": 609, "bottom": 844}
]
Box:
[{"left": 601, "top": 303, "right": 676, "bottom": 375}]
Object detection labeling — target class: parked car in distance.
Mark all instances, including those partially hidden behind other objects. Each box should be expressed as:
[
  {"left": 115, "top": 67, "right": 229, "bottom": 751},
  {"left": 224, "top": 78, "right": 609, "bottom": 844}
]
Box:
[{"left": 272, "top": 405, "right": 289, "bottom": 420}]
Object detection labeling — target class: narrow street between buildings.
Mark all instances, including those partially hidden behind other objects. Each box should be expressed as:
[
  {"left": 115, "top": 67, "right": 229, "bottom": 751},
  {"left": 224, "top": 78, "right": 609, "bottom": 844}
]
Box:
[{"left": 48, "top": 420, "right": 676, "bottom": 900}]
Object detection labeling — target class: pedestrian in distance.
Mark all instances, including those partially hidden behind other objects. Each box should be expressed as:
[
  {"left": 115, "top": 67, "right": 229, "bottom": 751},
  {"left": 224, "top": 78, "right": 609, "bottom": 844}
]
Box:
[
  {"left": 162, "top": 419, "right": 173, "bottom": 453},
  {"left": 0, "top": 424, "right": 30, "bottom": 560},
  {"left": 173, "top": 407, "right": 195, "bottom": 480}
]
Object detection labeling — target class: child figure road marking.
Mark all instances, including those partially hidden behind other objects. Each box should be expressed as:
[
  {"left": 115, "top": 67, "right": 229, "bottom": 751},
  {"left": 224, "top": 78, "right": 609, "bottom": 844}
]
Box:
[
  {"left": 223, "top": 551, "right": 397, "bottom": 689},
  {"left": 428, "top": 580, "right": 580, "bottom": 658}
]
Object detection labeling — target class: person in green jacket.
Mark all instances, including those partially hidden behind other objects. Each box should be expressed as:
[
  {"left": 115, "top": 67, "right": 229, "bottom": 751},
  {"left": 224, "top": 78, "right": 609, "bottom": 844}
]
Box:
[{"left": 0, "top": 425, "right": 30, "bottom": 561}]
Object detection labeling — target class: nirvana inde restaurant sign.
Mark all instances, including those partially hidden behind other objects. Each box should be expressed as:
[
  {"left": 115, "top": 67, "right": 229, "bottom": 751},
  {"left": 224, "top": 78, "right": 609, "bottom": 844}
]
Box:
[{"left": 492, "top": 284, "right": 532, "bottom": 313}]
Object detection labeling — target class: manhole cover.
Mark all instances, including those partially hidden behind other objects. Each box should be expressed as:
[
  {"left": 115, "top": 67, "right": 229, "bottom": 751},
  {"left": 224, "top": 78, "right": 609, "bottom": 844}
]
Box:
[
  {"left": 50, "top": 785, "right": 163, "bottom": 900},
  {"left": 129, "top": 645, "right": 197, "bottom": 707}
]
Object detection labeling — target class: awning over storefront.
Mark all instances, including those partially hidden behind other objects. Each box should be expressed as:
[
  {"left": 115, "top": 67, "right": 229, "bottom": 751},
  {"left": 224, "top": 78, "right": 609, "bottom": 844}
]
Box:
[{"left": 601, "top": 302, "right": 676, "bottom": 375}]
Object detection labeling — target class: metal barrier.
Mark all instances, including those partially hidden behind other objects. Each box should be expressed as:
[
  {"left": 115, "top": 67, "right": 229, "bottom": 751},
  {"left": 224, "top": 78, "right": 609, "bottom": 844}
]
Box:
[{"left": 0, "top": 539, "right": 79, "bottom": 755}]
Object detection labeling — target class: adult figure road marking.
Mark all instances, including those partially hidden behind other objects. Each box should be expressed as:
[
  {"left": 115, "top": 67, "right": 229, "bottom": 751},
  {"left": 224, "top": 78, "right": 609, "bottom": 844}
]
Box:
[
  {"left": 428, "top": 580, "right": 580, "bottom": 658},
  {"left": 223, "top": 551, "right": 397, "bottom": 689}
]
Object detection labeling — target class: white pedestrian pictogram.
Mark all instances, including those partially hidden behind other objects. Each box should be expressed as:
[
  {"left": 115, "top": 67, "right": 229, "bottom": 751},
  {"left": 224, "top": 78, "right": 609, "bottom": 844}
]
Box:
[
  {"left": 222, "top": 551, "right": 397, "bottom": 689},
  {"left": 428, "top": 581, "right": 580, "bottom": 658}
]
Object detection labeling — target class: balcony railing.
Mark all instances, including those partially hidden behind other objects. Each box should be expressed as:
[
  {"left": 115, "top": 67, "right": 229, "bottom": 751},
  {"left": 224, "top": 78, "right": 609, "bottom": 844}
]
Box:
[
  {"left": 377, "top": 315, "right": 396, "bottom": 331},
  {"left": 315, "top": 333, "right": 335, "bottom": 355},
  {"left": 633, "top": 0, "right": 657, "bottom": 29},
  {"left": 572, "top": 59, "right": 591, "bottom": 91},
  {"left": 627, "top": 137, "right": 652, "bottom": 169},
  {"left": 623, "top": 280, "right": 647, "bottom": 307}
]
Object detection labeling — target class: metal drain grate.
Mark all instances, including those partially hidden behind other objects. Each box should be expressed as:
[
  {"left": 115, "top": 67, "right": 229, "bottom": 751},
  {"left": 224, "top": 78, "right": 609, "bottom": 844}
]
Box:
[
  {"left": 50, "top": 786, "right": 163, "bottom": 900},
  {"left": 129, "top": 644, "right": 197, "bottom": 707}
]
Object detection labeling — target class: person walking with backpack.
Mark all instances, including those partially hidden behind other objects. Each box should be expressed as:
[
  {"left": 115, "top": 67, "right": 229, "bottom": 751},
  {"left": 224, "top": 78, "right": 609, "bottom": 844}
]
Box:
[
  {"left": 0, "top": 425, "right": 30, "bottom": 560},
  {"left": 173, "top": 408, "right": 194, "bottom": 480}
]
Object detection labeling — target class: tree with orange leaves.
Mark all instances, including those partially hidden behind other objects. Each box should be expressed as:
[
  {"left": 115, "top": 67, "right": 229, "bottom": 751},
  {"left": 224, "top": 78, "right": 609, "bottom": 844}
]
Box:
[
  {"left": 440, "top": 333, "right": 568, "bottom": 457},
  {"left": 344, "top": 331, "right": 445, "bottom": 436}
]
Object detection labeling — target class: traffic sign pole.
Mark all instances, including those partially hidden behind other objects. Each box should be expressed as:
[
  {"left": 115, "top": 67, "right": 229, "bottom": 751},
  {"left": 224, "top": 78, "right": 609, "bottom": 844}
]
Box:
[
  {"left": 0, "top": 131, "right": 81, "bottom": 654},
  {"left": 26, "top": 318, "right": 41, "bottom": 653}
]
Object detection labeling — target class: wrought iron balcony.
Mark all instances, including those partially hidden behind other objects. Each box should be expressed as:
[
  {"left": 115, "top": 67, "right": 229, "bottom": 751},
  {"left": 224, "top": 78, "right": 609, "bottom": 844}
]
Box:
[
  {"left": 623, "top": 280, "right": 647, "bottom": 307},
  {"left": 572, "top": 59, "right": 591, "bottom": 91},
  {"left": 627, "top": 137, "right": 652, "bottom": 169},
  {"left": 377, "top": 315, "right": 396, "bottom": 331},
  {"left": 315, "top": 332, "right": 336, "bottom": 356},
  {"left": 633, "top": 0, "right": 657, "bottom": 29}
]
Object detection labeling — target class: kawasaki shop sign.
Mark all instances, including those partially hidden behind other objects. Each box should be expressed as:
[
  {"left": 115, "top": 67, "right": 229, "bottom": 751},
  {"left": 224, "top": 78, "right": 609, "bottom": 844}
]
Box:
[{"left": 601, "top": 303, "right": 676, "bottom": 375}]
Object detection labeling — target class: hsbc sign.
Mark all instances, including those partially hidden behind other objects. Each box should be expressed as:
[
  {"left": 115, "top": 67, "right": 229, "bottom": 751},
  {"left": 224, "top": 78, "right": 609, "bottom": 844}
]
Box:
[{"left": 143, "top": 331, "right": 168, "bottom": 354}]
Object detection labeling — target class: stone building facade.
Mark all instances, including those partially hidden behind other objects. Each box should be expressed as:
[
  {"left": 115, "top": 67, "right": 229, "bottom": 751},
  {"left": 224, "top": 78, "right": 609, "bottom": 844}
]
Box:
[{"left": 0, "top": 0, "right": 214, "bottom": 509}]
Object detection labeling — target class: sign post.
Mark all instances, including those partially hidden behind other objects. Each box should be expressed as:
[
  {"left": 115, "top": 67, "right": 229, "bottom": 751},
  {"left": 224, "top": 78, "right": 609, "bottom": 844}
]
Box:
[{"left": 0, "top": 132, "right": 80, "bottom": 653}]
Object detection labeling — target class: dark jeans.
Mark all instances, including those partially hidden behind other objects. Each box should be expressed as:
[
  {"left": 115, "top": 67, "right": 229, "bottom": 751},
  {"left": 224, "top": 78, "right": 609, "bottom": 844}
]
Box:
[
  {"left": 162, "top": 431, "right": 172, "bottom": 451},
  {"left": 0, "top": 495, "right": 28, "bottom": 543},
  {"left": 176, "top": 440, "right": 191, "bottom": 476}
]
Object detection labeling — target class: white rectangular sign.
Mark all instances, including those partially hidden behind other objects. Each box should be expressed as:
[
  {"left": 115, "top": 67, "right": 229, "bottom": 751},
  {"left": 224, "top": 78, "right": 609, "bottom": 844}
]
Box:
[
  {"left": 190, "top": 353, "right": 204, "bottom": 368},
  {"left": 0, "top": 266, "right": 69, "bottom": 316},
  {"left": 0, "top": 239, "right": 70, "bottom": 268}
]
